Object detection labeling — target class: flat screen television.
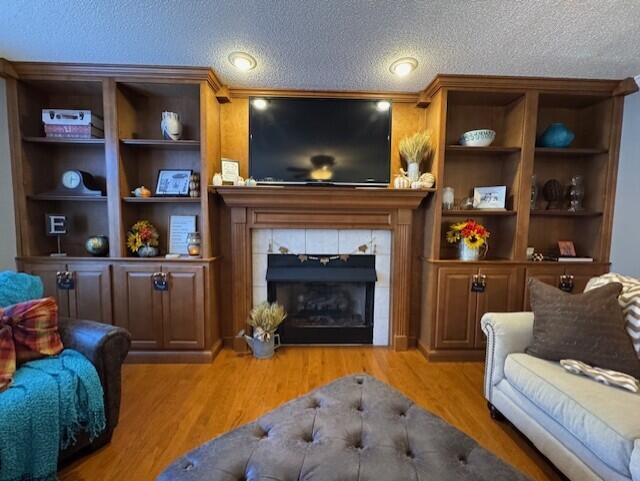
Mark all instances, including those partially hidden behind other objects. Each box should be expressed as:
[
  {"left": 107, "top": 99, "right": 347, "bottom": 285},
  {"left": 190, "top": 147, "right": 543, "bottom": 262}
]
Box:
[{"left": 249, "top": 97, "right": 391, "bottom": 185}]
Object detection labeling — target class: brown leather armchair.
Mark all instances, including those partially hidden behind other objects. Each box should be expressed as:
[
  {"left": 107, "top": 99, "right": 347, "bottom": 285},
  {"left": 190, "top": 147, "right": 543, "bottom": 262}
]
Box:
[{"left": 56, "top": 318, "right": 131, "bottom": 463}]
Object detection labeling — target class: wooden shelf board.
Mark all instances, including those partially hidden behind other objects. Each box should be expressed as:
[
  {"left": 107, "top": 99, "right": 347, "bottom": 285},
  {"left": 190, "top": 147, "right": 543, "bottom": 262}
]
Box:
[
  {"left": 120, "top": 139, "right": 200, "bottom": 148},
  {"left": 122, "top": 196, "right": 201, "bottom": 203},
  {"left": 446, "top": 145, "right": 521, "bottom": 155},
  {"left": 530, "top": 209, "right": 603, "bottom": 217},
  {"left": 23, "top": 136, "right": 105, "bottom": 145},
  {"left": 442, "top": 209, "right": 517, "bottom": 217},
  {"left": 28, "top": 194, "right": 107, "bottom": 202},
  {"left": 535, "top": 147, "right": 608, "bottom": 156}
]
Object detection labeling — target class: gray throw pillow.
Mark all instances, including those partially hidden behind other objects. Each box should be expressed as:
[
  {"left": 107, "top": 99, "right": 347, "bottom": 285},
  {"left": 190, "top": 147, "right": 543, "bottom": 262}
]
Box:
[{"left": 526, "top": 279, "right": 640, "bottom": 378}]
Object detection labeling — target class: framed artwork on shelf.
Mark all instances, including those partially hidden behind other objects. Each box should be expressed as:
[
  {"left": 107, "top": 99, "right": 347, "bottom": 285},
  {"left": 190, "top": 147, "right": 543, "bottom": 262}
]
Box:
[
  {"left": 558, "top": 240, "right": 577, "bottom": 257},
  {"left": 155, "top": 169, "right": 192, "bottom": 196},
  {"left": 473, "top": 186, "right": 507, "bottom": 210},
  {"left": 168, "top": 215, "right": 197, "bottom": 255},
  {"left": 221, "top": 158, "right": 240, "bottom": 183}
]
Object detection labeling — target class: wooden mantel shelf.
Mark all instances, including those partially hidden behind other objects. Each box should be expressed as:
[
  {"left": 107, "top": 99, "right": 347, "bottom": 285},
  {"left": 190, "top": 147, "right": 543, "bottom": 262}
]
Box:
[{"left": 210, "top": 185, "right": 434, "bottom": 210}]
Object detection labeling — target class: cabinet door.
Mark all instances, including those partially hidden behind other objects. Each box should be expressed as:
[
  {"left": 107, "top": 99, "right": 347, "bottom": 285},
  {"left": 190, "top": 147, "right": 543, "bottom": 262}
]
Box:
[
  {"left": 475, "top": 267, "right": 523, "bottom": 348},
  {"left": 67, "top": 262, "right": 112, "bottom": 324},
  {"left": 523, "top": 265, "right": 566, "bottom": 310},
  {"left": 434, "top": 267, "right": 477, "bottom": 349},
  {"left": 113, "top": 263, "right": 164, "bottom": 350},
  {"left": 566, "top": 265, "right": 609, "bottom": 294},
  {"left": 20, "top": 261, "right": 70, "bottom": 317},
  {"left": 162, "top": 265, "right": 205, "bottom": 350}
]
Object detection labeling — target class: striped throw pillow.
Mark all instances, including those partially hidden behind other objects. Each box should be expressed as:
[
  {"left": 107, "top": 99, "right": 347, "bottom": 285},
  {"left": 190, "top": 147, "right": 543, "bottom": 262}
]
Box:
[
  {"left": 585, "top": 273, "right": 640, "bottom": 358},
  {"left": 561, "top": 359, "right": 640, "bottom": 393}
]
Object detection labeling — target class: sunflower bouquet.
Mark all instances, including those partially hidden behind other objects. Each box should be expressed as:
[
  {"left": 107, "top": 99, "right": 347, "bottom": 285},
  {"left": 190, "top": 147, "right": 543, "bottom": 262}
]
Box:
[
  {"left": 127, "top": 220, "right": 159, "bottom": 255},
  {"left": 446, "top": 219, "right": 490, "bottom": 250}
]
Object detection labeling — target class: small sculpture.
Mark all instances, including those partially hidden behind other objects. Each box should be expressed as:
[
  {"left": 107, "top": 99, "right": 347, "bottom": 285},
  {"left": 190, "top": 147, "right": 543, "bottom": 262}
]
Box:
[
  {"left": 543, "top": 179, "right": 563, "bottom": 209},
  {"left": 538, "top": 123, "right": 575, "bottom": 148},
  {"left": 85, "top": 235, "right": 109, "bottom": 257},
  {"left": 212, "top": 173, "right": 223, "bottom": 186},
  {"left": 189, "top": 173, "right": 200, "bottom": 198},
  {"left": 567, "top": 175, "right": 585, "bottom": 211},
  {"left": 419, "top": 172, "right": 435, "bottom": 188},
  {"left": 234, "top": 176, "right": 245, "bottom": 186},
  {"left": 246, "top": 177, "right": 258, "bottom": 187},
  {"left": 393, "top": 172, "right": 411, "bottom": 189},
  {"left": 161, "top": 111, "right": 182, "bottom": 141},
  {"left": 131, "top": 186, "right": 152, "bottom": 198}
]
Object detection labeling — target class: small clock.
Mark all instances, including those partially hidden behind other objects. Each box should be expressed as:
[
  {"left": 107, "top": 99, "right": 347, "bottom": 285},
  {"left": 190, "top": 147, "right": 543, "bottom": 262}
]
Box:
[{"left": 48, "top": 170, "right": 103, "bottom": 196}]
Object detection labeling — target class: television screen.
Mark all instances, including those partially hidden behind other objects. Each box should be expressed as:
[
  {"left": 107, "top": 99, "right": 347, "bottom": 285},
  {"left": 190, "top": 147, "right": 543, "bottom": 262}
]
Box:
[{"left": 249, "top": 97, "right": 391, "bottom": 185}]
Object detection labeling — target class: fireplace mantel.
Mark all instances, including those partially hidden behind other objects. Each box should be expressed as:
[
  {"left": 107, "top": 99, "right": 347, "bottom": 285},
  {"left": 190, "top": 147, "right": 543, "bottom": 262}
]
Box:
[{"left": 212, "top": 186, "right": 433, "bottom": 351}]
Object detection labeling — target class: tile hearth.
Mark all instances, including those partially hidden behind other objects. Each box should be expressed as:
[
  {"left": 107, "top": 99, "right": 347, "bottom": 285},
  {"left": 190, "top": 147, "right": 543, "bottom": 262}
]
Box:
[{"left": 252, "top": 229, "right": 392, "bottom": 345}]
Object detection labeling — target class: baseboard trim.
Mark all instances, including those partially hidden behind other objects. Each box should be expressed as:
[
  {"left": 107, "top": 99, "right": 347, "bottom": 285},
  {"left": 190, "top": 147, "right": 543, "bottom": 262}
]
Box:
[
  {"left": 125, "top": 349, "right": 215, "bottom": 364},
  {"left": 416, "top": 341, "right": 485, "bottom": 362}
]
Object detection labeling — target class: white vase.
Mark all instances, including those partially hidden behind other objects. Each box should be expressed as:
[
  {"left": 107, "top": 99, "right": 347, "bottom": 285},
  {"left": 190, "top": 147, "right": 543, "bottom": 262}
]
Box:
[
  {"left": 458, "top": 242, "right": 479, "bottom": 261},
  {"left": 161, "top": 111, "right": 182, "bottom": 141},
  {"left": 407, "top": 162, "right": 420, "bottom": 182}
]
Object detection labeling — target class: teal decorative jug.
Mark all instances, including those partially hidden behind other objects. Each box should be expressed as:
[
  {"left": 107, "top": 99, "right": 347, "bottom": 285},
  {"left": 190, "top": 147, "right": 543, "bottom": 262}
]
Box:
[{"left": 538, "top": 122, "right": 575, "bottom": 148}]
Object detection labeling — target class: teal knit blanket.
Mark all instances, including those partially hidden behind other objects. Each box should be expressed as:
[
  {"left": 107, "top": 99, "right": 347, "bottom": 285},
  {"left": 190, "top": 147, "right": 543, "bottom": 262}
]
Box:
[{"left": 0, "top": 349, "right": 106, "bottom": 481}]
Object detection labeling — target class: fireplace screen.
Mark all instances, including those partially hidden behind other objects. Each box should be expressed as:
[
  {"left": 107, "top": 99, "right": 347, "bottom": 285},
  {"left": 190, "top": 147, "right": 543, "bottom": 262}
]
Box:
[{"left": 266, "top": 255, "right": 376, "bottom": 344}]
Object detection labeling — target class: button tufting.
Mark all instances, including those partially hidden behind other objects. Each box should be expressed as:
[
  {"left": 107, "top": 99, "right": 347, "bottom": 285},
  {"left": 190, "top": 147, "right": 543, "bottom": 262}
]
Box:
[
  {"left": 355, "top": 404, "right": 363, "bottom": 412},
  {"left": 399, "top": 411, "right": 406, "bottom": 417},
  {"left": 406, "top": 450, "right": 415, "bottom": 459},
  {"left": 303, "top": 433, "right": 314, "bottom": 443},
  {"left": 457, "top": 454, "right": 467, "bottom": 464},
  {"left": 183, "top": 461, "right": 194, "bottom": 471},
  {"left": 354, "top": 440, "right": 363, "bottom": 450},
  {"left": 355, "top": 378, "right": 364, "bottom": 385}
]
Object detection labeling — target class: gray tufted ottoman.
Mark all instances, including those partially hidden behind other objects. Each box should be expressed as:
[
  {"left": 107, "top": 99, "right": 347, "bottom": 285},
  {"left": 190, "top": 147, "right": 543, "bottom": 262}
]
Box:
[{"left": 158, "top": 374, "right": 529, "bottom": 481}]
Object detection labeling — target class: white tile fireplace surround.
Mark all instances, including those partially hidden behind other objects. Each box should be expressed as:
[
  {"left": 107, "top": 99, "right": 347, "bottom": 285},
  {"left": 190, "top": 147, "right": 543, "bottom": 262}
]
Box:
[{"left": 252, "top": 229, "right": 392, "bottom": 346}]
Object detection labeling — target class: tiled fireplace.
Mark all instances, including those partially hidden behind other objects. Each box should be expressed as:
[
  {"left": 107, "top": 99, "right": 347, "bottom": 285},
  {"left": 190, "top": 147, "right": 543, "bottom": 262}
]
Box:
[{"left": 252, "top": 229, "right": 392, "bottom": 345}]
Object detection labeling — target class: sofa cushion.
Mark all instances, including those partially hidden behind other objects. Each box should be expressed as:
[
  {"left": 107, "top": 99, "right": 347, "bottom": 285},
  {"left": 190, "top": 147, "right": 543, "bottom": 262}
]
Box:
[
  {"left": 526, "top": 279, "right": 640, "bottom": 378},
  {"left": 504, "top": 353, "right": 640, "bottom": 477}
]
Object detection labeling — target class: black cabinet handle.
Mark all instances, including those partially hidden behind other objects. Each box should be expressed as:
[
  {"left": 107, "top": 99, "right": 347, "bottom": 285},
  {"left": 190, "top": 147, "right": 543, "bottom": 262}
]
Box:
[
  {"left": 471, "top": 274, "right": 487, "bottom": 293},
  {"left": 559, "top": 274, "right": 574, "bottom": 293},
  {"left": 56, "top": 271, "right": 74, "bottom": 290},
  {"left": 152, "top": 272, "right": 168, "bottom": 291}
]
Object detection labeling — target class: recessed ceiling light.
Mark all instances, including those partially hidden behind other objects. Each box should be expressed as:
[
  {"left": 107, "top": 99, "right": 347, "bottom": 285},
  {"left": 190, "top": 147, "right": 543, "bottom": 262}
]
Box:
[
  {"left": 228, "top": 51, "right": 257, "bottom": 71},
  {"left": 389, "top": 57, "right": 418, "bottom": 77},
  {"left": 376, "top": 100, "right": 391, "bottom": 111},
  {"left": 252, "top": 98, "right": 268, "bottom": 110}
]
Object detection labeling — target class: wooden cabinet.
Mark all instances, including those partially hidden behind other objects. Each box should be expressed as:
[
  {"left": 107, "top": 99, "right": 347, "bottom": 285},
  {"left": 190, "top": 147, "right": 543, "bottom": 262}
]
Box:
[
  {"left": 113, "top": 263, "right": 206, "bottom": 351},
  {"left": 434, "top": 265, "right": 522, "bottom": 351},
  {"left": 20, "top": 260, "right": 111, "bottom": 323},
  {"left": 524, "top": 264, "right": 609, "bottom": 309}
]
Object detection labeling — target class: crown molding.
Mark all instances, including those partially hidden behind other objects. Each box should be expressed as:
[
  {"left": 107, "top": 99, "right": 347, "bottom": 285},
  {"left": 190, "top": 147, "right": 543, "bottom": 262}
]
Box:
[
  {"left": 0, "top": 58, "right": 18, "bottom": 79},
  {"left": 227, "top": 87, "right": 420, "bottom": 104}
]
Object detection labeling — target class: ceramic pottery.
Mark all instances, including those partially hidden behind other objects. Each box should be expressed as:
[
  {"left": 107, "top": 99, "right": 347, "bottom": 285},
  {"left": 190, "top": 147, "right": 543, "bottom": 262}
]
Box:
[
  {"left": 212, "top": 173, "right": 223, "bottom": 186},
  {"left": 138, "top": 245, "right": 159, "bottom": 257},
  {"left": 86, "top": 235, "right": 109, "bottom": 256},
  {"left": 538, "top": 122, "right": 575, "bottom": 148},
  {"left": 459, "top": 129, "right": 496, "bottom": 147},
  {"left": 161, "top": 111, "right": 183, "bottom": 141}
]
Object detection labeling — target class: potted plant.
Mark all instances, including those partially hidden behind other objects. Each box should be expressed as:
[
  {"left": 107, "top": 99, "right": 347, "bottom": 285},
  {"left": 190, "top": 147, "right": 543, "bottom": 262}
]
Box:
[
  {"left": 238, "top": 302, "right": 287, "bottom": 359},
  {"left": 446, "top": 219, "right": 490, "bottom": 261},
  {"left": 127, "top": 220, "right": 160, "bottom": 257},
  {"left": 399, "top": 131, "right": 432, "bottom": 182}
]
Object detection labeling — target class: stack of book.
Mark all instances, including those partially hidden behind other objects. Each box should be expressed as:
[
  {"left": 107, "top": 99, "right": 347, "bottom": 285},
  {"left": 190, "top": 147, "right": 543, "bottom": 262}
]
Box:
[{"left": 42, "top": 109, "right": 104, "bottom": 139}]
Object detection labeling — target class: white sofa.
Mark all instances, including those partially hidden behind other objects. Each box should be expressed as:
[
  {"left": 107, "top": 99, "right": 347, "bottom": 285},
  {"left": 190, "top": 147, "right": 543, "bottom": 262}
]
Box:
[{"left": 481, "top": 312, "right": 640, "bottom": 481}]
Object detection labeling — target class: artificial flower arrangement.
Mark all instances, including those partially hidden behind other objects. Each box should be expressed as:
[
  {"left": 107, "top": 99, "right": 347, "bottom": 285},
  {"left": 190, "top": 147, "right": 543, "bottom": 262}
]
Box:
[
  {"left": 126, "top": 220, "right": 160, "bottom": 256},
  {"left": 446, "top": 219, "right": 490, "bottom": 250},
  {"left": 248, "top": 301, "right": 287, "bottom": 342}
]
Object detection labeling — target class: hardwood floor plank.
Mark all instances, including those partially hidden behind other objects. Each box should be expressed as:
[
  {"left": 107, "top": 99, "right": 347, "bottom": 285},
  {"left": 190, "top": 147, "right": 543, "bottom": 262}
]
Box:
[{"left": 59, "top": 347, "right": 562, "bottom": 481}]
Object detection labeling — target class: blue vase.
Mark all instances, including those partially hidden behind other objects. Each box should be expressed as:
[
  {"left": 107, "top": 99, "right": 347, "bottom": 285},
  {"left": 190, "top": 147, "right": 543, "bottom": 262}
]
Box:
[{"left": 538, "top": 122, "right": 575, "bottom": 148}]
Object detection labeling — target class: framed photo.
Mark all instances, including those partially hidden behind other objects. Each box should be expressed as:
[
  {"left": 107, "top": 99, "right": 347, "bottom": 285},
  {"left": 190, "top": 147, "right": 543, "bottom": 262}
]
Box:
[
  {"left": 156, "top": 169, "right": 192, "bottom": 196},
  {"left": 473, "top": 185, "right": 507, "bottom": 210},
  {"left": 558, "top": 240, "right": 576, "bottom": 257},
  {"left": 221, "top": 158, "right": 240, "bottom": 183},
  {"left": 169, "top": 215, "right": 197, "bottom": 255}
]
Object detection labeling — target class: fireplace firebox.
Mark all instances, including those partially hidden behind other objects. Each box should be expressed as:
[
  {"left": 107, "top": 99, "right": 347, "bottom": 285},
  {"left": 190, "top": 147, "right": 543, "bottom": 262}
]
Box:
[{"left": 266, "top": 254, "right": 376, "bottom": 344}]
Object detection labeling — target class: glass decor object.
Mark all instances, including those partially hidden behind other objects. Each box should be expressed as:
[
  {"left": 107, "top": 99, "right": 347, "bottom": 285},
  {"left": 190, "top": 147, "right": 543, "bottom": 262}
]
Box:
[
  {"left": 187, "top": 232, "right": 202, "bottom": 257},
  {"left": 442, "top": 187, "right": 455, "bottom": 210},
  {"left": 567, "top": 175, "right": 585, "bottom": 211},
  {"left": 537, "top": 122, "right": 575, "bottom": 148}
]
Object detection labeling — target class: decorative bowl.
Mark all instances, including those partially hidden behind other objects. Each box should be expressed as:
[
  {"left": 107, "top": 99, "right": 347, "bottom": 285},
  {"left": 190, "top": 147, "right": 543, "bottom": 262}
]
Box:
[{"left": 459, "top": 129, "right": 496, "bottom": 147}]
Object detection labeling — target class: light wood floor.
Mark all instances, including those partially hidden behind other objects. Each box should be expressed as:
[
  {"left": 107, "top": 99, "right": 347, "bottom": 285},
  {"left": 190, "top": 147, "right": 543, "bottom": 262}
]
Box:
[{"left": 59, "top": 347, "right": 562, "bottom": 481}]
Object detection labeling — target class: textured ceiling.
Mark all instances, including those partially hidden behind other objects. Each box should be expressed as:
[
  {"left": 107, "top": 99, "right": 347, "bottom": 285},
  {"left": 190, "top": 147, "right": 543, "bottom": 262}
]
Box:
[{"left": 1, "top": 0, "right": 640, "bottom": 92}]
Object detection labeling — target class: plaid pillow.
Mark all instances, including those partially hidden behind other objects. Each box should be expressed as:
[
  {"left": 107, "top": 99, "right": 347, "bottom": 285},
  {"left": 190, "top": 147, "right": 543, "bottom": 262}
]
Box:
[{"left": 0, "top": 297, "right": 63, "bottom": 390}]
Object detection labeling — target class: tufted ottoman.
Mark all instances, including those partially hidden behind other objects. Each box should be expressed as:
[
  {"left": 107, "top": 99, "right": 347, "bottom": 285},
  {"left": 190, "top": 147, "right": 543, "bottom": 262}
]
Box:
[{"left": 158, "top": 374, "right": 529, "bottom": 481}]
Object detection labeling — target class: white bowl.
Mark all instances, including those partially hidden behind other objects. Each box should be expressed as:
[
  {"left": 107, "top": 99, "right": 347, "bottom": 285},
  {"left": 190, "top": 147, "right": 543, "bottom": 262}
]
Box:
[{"left": 459, "top": 129, "right": 496, "bottom": 147}]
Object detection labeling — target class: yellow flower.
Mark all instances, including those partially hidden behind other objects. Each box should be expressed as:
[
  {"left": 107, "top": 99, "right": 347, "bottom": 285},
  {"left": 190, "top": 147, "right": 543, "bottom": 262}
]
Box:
[
  {"left": 450, "top": 221, "right": 467, "bottom": 231},
  {"left": 464, "top": 235, "right": 485, "bottom": 250},
  {"left": 126, "top": 233, "right": 143, "bottom": 253},
  {"left": 446, "top": 230, "right": 460, "bottom": 244}
]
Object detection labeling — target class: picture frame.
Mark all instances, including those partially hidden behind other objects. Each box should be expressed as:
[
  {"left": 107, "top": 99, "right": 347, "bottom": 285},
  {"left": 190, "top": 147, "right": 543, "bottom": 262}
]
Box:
[
  {"left": 473, "top": 185, "right": 507, "bottom": 210},
  {"left": 168, "top": 215, "right": 197, "bottom": 255},
  {"left": 155, "top": 169, "right": 192, "bottom": 196},
  {"left": 558, "top": 240, "right": 577, "bottom": 257},
  {"left": 221, "top": 158, "right": 240, "bottom": 183}
]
